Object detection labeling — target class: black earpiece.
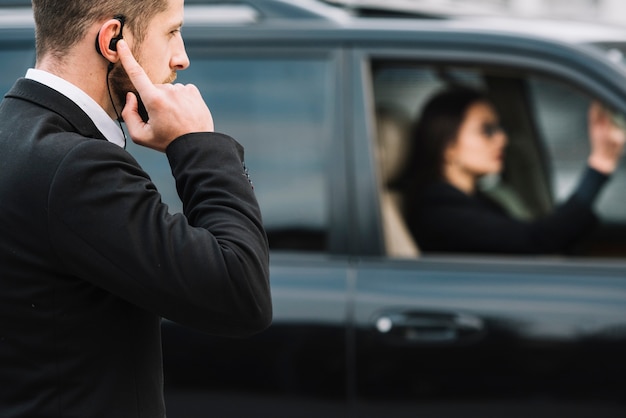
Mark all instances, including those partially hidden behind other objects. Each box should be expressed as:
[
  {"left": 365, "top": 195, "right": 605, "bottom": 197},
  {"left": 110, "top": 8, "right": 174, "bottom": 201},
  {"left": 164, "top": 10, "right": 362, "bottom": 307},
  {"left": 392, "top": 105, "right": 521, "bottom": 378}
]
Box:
[{"left": 95, "top": 14, "right": 126, "bottom": 57}]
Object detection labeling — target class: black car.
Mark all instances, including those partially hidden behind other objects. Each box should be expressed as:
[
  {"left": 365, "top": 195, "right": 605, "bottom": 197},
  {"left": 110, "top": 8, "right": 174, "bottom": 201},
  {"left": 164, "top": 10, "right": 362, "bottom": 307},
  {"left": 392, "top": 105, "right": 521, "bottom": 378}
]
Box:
[{"left": 2, "top": 1, "right": 626, "bottom": 417}]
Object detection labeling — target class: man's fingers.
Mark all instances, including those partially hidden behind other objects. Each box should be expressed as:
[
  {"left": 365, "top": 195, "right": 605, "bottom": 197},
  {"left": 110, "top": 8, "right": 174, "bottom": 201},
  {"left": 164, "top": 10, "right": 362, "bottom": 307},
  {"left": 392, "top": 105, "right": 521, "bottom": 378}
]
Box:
[
  {"left": 122, "top": 92, "right": 140, "bottom": 124},
  {"left": 116, "top": 40, "right": 155, "bottom": 99}
]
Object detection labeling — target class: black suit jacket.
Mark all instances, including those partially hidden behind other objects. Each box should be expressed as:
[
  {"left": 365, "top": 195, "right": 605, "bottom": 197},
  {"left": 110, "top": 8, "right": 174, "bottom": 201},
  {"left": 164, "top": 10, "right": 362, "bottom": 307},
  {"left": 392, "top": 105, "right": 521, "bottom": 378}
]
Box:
[
  {"left": 407, "top": 181, "right": 598, "bottom": 254},
  {"left": 0, "top": 79, "right": 272, "bottom": 417}
]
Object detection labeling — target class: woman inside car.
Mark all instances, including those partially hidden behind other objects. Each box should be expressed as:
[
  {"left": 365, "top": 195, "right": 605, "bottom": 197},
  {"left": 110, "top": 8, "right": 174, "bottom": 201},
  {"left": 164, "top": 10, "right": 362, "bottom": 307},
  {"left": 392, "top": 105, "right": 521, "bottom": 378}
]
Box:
[{"left": 401, "top": 86, "right": 626, "bottom": 254}]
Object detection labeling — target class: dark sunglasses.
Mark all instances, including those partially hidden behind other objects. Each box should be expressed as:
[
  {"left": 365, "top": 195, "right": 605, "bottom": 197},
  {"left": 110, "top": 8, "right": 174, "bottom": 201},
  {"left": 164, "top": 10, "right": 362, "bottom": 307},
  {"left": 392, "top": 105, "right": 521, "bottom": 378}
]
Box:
[{"left": 481, "top": 122, "right": 504, "bottom": 138}]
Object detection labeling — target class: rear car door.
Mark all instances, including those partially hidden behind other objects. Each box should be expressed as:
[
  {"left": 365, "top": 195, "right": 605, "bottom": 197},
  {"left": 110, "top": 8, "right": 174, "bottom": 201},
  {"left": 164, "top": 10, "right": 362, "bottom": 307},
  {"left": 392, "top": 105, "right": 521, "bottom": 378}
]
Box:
[{"left": 348, "top": 35, "right": 626, "bottom": 417}]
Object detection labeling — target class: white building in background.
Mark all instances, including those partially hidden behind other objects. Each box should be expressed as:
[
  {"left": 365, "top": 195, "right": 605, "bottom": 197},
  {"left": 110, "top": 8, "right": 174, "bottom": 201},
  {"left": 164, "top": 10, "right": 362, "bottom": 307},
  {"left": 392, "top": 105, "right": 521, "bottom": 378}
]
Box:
[
  {"left": 508, "top": 0, "right": 626, "bottom": 23},
  {"left": 475, "top": 0, "right": 626, "bottom": 24},
  {"left": 332, "top": 0, "right": 626, "bottom": 24}
]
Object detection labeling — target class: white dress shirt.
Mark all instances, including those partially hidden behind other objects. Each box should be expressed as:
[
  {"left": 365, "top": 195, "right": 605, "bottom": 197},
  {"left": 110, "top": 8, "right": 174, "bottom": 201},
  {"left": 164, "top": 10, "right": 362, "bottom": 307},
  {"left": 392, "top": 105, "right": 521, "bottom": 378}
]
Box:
[{"left": 25, "top": 68, "right": 126, "bottom": 148}]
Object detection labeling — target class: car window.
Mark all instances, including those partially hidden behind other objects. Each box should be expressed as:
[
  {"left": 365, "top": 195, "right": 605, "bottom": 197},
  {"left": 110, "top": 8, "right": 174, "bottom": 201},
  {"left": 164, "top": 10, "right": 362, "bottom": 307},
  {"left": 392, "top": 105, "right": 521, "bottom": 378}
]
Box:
[
  {"left": 370, "top": 65, "right": 485, "bottom": 257},
  {"left": 0, "top": 47, "right": 34, "bottom": 95},
  {"left": 127, "top": 53, "right": 336, "bottom": 252},
  {"left": 372, "top": 65, "right": 484, "bottom": 119},
  {"left": 370, "top": 61, "right": 626, "bottom": 258}
]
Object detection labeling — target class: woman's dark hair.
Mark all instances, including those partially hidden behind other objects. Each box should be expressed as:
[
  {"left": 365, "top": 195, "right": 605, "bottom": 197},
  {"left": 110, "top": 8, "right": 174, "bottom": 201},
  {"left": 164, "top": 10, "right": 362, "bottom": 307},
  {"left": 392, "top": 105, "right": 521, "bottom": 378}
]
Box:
[{"left": 402, "top": 85, "right": 491, "bottom": 188}]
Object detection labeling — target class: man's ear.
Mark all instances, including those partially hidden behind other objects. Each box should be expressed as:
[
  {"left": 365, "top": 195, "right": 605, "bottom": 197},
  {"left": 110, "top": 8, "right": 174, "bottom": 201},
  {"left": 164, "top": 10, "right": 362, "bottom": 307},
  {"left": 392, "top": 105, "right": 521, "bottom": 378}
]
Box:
[{"left": 95, "top": 15, "right": 126, "bottom": 62}]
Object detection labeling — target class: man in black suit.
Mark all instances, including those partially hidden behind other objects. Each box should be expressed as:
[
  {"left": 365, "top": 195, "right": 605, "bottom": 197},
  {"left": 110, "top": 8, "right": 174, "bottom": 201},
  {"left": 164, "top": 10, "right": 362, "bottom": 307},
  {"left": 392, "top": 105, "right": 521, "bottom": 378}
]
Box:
[{"left": 0, "top": 0, "right": 272, "bottom": 416}]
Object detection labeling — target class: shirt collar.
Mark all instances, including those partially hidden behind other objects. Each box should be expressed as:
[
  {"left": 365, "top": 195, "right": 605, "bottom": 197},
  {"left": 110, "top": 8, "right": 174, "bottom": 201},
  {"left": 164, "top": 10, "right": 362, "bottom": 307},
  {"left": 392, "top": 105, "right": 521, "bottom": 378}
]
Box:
[{"left": 25, "top": 68, "right": 126, "bottom": 148}]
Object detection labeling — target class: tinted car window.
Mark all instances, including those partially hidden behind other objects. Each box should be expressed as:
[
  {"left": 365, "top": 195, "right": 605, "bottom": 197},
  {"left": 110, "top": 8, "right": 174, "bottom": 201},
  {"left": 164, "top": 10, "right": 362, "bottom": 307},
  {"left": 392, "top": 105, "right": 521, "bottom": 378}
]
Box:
[
  {"left": 370, "top": 60, "right": 626, "bottom": 258},
  {"left": 372, "top": 65, "right": 483, "bottom": 119},
  {"left": 128, "top": 53, "right": 336, "bottom": 252}
]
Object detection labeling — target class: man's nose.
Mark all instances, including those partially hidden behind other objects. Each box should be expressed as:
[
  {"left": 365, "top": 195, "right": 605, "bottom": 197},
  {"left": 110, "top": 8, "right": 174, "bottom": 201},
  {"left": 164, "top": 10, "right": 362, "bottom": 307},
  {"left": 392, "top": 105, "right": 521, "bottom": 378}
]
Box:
[{"left": 172, "top": 38, "right": 190, "bottom": 70}]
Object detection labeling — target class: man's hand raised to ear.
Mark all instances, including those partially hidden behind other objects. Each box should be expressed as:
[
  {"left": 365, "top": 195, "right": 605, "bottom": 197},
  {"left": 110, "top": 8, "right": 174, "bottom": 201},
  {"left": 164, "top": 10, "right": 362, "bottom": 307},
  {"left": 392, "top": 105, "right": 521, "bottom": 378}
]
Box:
[{"left": 117, "top": 39, "right": 214, "bottom": 152}]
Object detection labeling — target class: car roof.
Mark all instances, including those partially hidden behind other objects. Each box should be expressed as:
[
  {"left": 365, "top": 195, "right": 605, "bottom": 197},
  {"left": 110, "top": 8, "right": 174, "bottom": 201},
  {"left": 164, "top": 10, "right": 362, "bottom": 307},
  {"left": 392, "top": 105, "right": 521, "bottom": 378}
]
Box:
[
  {"left": 3, "top": 0, "right": 626, "bottom": 62},
  {"left": 4, "top": 0, "right": 626, "bottom": 41}
]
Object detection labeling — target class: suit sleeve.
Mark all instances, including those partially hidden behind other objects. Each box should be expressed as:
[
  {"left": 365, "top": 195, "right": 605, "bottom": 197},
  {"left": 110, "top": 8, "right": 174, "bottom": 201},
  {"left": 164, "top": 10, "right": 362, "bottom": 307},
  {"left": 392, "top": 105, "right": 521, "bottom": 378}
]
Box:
[
  {"left": 414, "top": 168, "right": 607, "bottom": 254},
  {"left": 47, "top": 133, "right": 271, "bottom": 336},
  {"left": 416, "top": 198, "right": 598, "bottom": 254}
]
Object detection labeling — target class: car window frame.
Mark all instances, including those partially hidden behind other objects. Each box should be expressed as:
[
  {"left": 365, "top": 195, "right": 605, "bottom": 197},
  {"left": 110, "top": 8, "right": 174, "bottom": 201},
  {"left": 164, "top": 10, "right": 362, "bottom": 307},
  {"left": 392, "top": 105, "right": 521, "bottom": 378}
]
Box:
[{"left": 350, "top": 38, "right": 626, "bottom": 260}]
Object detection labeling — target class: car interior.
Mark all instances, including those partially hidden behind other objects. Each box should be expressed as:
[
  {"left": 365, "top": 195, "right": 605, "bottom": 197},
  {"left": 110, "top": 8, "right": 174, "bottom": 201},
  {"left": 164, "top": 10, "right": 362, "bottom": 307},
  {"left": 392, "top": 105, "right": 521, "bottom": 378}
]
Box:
[{"left": 371, "top": 60, "right": 626, "bottom": 259}]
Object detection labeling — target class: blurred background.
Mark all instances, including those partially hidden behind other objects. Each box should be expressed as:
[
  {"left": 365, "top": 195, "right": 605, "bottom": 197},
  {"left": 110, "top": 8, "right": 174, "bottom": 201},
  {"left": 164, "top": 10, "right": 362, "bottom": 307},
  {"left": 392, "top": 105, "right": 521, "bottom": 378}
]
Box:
[{"left": 326, "top": 0, "right": 626, "bottom": 23}]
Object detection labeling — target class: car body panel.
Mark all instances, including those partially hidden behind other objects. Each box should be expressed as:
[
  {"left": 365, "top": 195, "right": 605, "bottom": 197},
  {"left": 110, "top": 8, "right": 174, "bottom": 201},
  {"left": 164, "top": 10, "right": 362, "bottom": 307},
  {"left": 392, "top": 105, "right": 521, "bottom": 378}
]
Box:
[{"left": 353, "top": 257, "right": 626, "bottom": 414}]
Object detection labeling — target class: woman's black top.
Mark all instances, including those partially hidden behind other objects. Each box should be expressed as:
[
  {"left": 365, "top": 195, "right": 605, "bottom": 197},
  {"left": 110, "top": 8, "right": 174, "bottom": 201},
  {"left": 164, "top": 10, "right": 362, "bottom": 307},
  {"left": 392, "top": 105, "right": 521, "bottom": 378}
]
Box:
[{"left": 406, "top": 167, "right": 608, "bottom": 254}]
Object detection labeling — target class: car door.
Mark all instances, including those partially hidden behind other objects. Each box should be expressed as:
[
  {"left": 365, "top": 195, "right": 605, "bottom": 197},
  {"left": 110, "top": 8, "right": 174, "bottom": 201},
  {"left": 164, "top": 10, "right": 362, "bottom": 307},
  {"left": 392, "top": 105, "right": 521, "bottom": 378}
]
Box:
[
  {"left": 126, "top": 40, "right": 354, "bottom": 417},
  {"left": 348, "top": 39, "right": 626, "bottom": 417},
  {"left": 351, "top": 258, "right": 626, "bottom": 418}
]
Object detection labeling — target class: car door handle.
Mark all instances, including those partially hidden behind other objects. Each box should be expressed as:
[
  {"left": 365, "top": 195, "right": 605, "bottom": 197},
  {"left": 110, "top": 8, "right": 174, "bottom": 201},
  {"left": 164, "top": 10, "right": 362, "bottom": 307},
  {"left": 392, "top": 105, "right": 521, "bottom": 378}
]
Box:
[{"left": 374, "top": 311, "right": 485, "bottom": 345}]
